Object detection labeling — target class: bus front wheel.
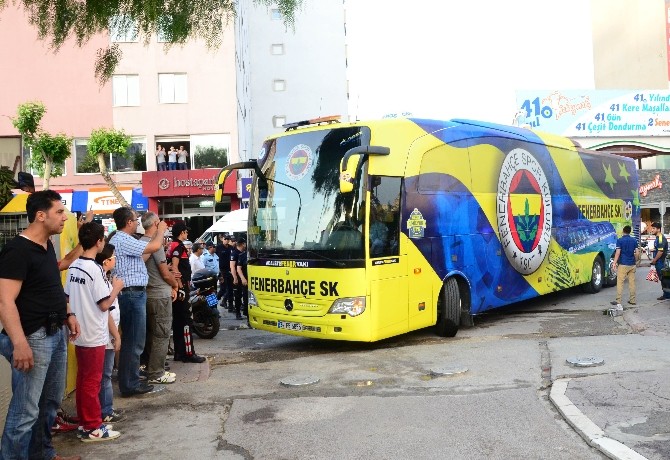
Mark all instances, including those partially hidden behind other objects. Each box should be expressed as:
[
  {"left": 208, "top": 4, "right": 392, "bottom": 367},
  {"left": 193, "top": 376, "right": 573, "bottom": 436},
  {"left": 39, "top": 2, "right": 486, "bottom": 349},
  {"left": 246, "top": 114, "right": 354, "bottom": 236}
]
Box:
[
  {"left": 436, "top": 278, "right": 461, "bottom": 337},
  {"left": 583, "top": 256, "right": 604, "bottom": 294}
]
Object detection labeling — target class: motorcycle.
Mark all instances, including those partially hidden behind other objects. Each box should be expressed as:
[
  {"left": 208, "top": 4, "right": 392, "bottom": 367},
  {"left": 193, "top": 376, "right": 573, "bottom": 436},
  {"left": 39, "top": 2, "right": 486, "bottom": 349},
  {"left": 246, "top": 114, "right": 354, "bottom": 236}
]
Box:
[{"left": 189, "top": 269, "right": 221, "bottom": 339}]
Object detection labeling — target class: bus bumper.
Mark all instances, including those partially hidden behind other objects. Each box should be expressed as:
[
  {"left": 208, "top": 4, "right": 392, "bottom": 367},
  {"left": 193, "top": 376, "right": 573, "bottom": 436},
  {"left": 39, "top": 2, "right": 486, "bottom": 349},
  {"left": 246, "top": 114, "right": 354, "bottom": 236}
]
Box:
[{"left": 246, "top": 307, "right": 374, "bottom": 342}]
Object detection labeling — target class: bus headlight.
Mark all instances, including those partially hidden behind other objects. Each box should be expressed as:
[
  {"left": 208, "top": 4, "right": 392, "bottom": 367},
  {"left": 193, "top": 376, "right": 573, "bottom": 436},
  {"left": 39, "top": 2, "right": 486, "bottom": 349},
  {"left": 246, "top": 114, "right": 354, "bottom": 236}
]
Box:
[
  {"left": 248, "top": 290, "right": 258, "bottom": 307},
  {"left": 328, "top": 297, "right": 366, "bottom": 317}
]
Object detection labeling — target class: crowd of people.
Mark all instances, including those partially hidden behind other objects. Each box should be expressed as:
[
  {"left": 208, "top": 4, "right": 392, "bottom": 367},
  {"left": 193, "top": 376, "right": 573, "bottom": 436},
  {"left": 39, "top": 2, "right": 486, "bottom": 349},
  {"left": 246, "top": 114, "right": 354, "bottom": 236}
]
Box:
[
  {"left": 155, "top": 145, "right": 189, "bottom": 171},
  {"left": 0, "top": 190, "right": 248, "bottom": 458}
]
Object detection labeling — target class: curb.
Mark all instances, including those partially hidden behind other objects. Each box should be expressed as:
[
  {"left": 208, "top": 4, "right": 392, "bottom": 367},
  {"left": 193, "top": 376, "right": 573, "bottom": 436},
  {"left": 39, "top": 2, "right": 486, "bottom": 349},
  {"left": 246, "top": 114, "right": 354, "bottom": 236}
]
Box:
[{"left": 549, "top": 378, "right": 648, "bottom": 460}]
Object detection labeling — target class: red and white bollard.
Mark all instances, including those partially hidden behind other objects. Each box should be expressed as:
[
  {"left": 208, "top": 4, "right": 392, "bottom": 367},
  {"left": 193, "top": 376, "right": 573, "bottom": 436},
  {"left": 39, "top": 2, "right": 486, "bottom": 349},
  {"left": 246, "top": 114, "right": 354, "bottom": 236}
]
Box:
[{"left": 184, "top": 325, "right": 193, "bottom": 356}]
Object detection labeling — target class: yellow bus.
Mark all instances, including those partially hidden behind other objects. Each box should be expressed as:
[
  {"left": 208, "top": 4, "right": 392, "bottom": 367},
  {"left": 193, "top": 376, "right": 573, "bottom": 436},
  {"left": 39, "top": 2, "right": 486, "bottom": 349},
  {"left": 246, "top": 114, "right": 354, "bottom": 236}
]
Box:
[{"left": 215, "top": 116, "right": 639, "bottom": 342}]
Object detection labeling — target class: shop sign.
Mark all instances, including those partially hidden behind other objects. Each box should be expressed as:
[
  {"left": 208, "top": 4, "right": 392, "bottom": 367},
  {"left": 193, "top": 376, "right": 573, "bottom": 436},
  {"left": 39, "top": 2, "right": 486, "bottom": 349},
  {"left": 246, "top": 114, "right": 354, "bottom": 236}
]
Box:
[
  {"left": 515, "top": 89, "right": 670, "bottom": 137},
  {"left": 639, "top": 174, "right": 662, "bottom": 197},
  {"left": 142, "top": 169, "right": 236, "bottom": 198}
]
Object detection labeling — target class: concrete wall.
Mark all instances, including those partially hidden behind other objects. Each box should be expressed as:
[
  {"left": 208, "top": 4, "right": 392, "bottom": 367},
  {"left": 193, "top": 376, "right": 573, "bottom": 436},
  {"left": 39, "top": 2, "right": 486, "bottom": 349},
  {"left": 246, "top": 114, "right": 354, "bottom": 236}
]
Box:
[
  {"left": 242, "top": 0, "right": 348, "bottom": 157},
  {"left": 592, "top": 0, "right": 668, "bottom": 89},
  {"left": 112, "top": 29, "right": 239, "bottom": 168}
]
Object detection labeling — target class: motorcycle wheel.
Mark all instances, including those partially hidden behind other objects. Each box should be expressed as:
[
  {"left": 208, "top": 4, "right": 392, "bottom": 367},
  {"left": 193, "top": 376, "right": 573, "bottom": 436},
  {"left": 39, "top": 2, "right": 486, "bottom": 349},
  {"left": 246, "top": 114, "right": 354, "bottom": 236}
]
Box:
[{"left": 192, "top": 312, "right": 220, "bottom": 339}]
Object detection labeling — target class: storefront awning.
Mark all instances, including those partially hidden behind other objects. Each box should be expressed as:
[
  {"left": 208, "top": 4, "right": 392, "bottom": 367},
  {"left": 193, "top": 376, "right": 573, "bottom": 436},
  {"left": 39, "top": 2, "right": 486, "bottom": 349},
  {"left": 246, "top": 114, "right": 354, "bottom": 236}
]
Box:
[
  {"left": 69, "top": 187, "right": 149, "bottom": 214},
  {"left": 0, "top": 194, "right": 29, "bottom": 213}
]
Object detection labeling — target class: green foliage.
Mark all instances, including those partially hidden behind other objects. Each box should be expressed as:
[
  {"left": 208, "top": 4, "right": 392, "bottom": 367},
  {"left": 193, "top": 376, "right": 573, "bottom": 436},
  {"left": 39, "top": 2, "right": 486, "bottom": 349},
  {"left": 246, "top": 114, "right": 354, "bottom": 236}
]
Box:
[
  {"left": 87, "top": 128, "right": 132, "bottom": 158},
  {"left": 12, "top": 101, "right": 71, "bottom": 182},
  {"left": 0, "top": 166, "right": 16, "bottom": 210},
  {"left": 12, "top": 0, "right": 301, "bottom": 83},
  {"left": 29, "top": 132, "right": 71, "bottom": 176},
  {"left": 78, "top": 154, "right": 100, "bottom": 174},
  {"left": 194, "top": 145, "right": 227, "bottom": 168},
  {"left": 11, "top": 101, "right": 45, "bottom": 142},
  {"left": 132, "top": 147, "right": 147, "bottom": 171}
]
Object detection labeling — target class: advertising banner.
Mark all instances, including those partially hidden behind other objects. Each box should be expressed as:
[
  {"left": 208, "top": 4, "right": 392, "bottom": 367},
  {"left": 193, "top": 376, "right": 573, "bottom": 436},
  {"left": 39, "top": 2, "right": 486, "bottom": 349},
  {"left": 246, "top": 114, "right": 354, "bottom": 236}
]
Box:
[{"left": 515, "top": 90, "right": 670, "bottom": 137}]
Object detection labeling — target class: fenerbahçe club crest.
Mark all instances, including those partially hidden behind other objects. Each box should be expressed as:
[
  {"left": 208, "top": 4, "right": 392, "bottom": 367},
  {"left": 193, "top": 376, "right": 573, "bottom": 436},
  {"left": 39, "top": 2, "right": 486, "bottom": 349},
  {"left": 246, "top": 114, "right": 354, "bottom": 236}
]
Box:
[{"left": 497, "top": 148, "right": 552, "bottom": 275}]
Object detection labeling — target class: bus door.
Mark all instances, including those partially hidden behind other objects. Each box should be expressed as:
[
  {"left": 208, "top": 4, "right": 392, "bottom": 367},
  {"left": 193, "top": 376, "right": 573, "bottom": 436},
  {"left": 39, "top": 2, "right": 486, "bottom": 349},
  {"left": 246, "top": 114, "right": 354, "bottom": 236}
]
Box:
[{"left": 366, "top": 175, "right": 407, "bottom": 338}]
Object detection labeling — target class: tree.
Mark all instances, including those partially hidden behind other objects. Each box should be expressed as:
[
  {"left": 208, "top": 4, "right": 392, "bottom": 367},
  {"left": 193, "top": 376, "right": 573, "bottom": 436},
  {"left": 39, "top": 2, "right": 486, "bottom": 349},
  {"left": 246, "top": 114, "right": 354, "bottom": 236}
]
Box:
[
  {"left": 87, "top": 128, "right": 132, "bottom": 207},
  {"left": 194, "top": 145, "right": 228, "bottom": 168},
  {"left": 12, "top": 101, "right": 72, "bottom": 190},
  {"left": 7, "top": 0, "right": 302, "bottom": 83}
]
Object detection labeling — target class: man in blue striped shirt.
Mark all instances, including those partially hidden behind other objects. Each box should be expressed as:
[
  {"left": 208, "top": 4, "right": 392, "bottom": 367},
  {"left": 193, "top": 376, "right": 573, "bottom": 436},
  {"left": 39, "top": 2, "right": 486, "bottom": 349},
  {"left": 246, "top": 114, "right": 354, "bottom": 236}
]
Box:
[{"left": 109, "top": 207, "right": 167, "bottom": 397}]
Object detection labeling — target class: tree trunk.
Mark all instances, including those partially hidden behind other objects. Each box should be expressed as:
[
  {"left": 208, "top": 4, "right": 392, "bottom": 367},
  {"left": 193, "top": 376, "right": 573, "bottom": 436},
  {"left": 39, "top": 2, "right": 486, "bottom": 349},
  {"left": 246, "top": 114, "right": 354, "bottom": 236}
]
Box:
[
  {"left": 97, "top": 153, "right": 130, "bottom": 207},
  {"left": 42, "top": 155, "right": 52, "bottom": 190}
]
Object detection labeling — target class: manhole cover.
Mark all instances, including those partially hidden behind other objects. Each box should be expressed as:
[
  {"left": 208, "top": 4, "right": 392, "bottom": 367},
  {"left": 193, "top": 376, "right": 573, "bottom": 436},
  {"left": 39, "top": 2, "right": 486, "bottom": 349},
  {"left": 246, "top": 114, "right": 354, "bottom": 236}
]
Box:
[
  {"left": 280, "top": 375, "right": 320, "bottom": 387},
  {"left": 429, "top": 366, "right": 469, "bottom": 377},
  {"left": 566, "top": 356, "right": 604, "bottom": 367}
]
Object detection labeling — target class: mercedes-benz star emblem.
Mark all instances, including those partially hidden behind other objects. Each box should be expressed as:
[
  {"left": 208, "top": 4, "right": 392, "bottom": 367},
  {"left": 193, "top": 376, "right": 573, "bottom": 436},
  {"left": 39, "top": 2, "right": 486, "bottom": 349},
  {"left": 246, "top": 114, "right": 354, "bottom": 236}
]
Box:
[{"left": 284, "top": 299, "right": 293, "bottom": 312}]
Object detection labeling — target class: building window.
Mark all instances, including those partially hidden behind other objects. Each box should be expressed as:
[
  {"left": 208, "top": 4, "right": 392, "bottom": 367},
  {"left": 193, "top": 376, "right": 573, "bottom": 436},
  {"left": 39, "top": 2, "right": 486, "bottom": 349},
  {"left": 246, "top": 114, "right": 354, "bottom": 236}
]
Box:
[
  {"left": 159, "top": 73, "right": 188, "bottom": 104},
  {"left": 75, "top": 138, "right": 147, "bottom": 174},
  {"left": 273, "top": 79, "right": 286, "bottom": 91},
  {"left": 109, "top": 15, "right": 139, "bottom": 42},
  {"left": 112, "top": 75, "right": 140, "bottom": 106},
  {"left": 271, "top": 8, "right": 282, "bottom": 20},
  {"left": 273, "top": 116, "right": 286, "bottom": 128},
  {"left": 22, "top": 146, "right": 66, "bottom": 177},
  {"left": 271, "top": 44, "right": 284, "bottom": 55}
]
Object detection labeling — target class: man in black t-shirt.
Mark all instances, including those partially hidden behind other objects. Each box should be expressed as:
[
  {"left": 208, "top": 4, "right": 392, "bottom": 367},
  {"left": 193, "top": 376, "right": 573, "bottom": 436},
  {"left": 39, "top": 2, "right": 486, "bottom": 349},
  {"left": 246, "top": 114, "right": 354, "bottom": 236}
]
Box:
[
  {"left": 235, "top": 239, "right": 248, "bottom": 318},
  {"left": 215, "top": 234, "right": 233, "bottom": 309},
  {"left": 229, "top": 239, "right": 242, "bottom": 319},
  {"left": 0, "top": 190, "right": 81, "bottom": 460}
]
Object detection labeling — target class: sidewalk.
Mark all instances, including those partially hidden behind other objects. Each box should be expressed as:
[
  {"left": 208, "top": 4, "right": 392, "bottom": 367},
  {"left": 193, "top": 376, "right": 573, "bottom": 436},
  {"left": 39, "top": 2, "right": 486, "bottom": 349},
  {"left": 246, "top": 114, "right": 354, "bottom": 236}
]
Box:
[{"left": 549, "top": 267, "right": 670, "bottom": 460}]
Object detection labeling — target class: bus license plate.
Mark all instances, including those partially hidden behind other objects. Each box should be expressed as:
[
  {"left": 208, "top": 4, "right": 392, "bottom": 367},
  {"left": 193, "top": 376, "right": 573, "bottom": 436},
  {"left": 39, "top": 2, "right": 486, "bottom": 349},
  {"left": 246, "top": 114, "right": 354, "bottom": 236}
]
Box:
[
  {"left": 205, "top": 294, "right": 218, "bottom": 307},
  {"left": 277, "top": 321, "right": 302, "bottom": 331}
]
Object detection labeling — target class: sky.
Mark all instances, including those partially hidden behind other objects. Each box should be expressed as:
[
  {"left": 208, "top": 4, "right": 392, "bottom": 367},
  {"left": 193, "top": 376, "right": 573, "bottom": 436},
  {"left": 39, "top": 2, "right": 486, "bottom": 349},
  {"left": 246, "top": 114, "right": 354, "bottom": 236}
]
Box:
[{"left": 344, "top": 0, "right": 596, "bottom": 124}]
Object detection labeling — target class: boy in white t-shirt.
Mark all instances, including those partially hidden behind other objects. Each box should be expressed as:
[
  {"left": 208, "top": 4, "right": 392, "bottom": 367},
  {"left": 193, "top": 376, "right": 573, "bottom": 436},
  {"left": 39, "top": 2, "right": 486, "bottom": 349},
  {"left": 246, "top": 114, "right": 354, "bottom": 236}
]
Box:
[
  {"left": 65, "top": 222, "right": 124, "bottom": 442},
  {"left": 95, "top": 243, "right": 124, "bottom": 424}
]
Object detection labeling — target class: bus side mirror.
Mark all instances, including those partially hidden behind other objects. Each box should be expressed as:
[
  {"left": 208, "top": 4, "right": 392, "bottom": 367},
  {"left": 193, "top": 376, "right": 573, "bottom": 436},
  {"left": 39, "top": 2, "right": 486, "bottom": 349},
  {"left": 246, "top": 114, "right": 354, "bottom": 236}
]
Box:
[{"left": 339, "top": 154, "right": 362, "bottom": 193}]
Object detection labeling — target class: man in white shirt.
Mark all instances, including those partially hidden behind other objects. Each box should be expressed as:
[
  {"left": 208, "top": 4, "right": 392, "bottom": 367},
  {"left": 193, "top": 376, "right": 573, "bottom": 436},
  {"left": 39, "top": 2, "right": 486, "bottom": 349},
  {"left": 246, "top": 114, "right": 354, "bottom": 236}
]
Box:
[{"left": 189, "top": 243, "right": 205, "bottom": 275}]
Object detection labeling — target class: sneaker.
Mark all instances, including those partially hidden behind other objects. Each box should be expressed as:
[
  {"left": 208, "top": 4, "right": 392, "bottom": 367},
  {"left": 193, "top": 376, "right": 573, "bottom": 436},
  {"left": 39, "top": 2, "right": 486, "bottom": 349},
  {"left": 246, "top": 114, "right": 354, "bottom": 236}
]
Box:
[
  {"left": 628, "top": 301, "right": 636, "bottom": 305},
  {"left": 51, "top": 416, "right": 78, "bottom": 434},
  {"left": 77, "top": 424, "right": 113, "bottom": 439},
  {"left": 80, "top": 424, "right": 121, "bottom": 442},
  {"left": 149, "top": 371, "right": 176, "bottom": 384},
  {"left": 657, "top": 296, "right": 666, "bottom": 301},
  {"left": 102, "top": 410, "right": 125, "bottom": 423},
  {"left": 610, "top": 301, "right": 619, "bottom": 306}
]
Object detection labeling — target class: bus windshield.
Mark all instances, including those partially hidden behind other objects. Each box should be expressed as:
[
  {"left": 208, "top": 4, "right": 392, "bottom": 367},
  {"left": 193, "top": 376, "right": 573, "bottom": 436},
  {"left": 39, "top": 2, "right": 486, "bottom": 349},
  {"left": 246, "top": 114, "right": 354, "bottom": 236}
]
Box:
[{"left": 249, "top": 126, "right": 370, "bottom": 263}]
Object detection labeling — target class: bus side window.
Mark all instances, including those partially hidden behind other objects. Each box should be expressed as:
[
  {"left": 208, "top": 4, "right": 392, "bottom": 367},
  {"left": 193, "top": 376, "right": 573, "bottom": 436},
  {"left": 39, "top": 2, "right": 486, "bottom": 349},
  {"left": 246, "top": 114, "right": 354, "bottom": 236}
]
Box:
[{"left": 369, "top": 176, "right": 401, "bottom": 257}]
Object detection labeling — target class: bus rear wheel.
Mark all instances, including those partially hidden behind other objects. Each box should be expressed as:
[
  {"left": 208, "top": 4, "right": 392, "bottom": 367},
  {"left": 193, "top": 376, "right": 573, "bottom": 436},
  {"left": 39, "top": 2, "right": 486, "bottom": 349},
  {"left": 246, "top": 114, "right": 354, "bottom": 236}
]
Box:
[
  {"left": 436, "top": 278, "right": 461, "bottom": 337},
  {"left": 583, "top": 256, "right": 604, "bottom": 293}
]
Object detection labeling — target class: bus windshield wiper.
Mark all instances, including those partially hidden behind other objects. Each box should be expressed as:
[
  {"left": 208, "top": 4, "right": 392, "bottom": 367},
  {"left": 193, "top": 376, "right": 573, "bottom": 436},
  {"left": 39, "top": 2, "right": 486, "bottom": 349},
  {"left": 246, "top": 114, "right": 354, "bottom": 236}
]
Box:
[{"left": 302, "top": 250, "right": 345, "bottom": 267}]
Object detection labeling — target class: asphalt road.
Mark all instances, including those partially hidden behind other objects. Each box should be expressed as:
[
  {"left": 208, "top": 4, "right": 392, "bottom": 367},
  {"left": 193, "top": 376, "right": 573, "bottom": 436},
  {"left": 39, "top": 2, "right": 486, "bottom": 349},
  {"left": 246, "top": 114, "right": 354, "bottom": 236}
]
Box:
[{"left": 52, "top": 266, "right": 669, "bottom": 459}]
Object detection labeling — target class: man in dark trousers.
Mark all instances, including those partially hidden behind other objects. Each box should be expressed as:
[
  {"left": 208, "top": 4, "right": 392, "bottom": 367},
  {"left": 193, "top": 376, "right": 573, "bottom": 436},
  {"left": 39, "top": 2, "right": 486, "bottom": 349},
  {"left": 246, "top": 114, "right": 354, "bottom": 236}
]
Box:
[
  {"left": 235, "top": 238, "right": 248, "bottom": 318},
  {"left": 229, "top": 237, "right": 243, "bottom": 319},
  {"left": 215, "top": 233, "right": 233, "bottom": 311},
  {"left": 649, "top": 221, "right": 669, "bottom": 300},
  {"left": 168, "top": 221, "right": 206, "bottom": 363}
]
